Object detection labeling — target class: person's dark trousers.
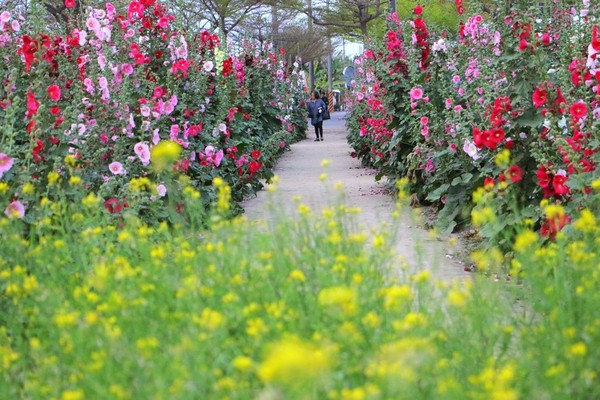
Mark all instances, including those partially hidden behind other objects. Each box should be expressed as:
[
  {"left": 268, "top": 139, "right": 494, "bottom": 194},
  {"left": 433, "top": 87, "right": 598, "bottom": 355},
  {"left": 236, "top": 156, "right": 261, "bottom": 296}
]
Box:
[{"left": 314, "top": 122, "right": 323, "bottom": 141}]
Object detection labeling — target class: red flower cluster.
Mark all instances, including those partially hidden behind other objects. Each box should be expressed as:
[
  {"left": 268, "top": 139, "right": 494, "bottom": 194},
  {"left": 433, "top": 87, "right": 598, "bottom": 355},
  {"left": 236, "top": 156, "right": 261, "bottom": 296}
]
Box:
[
  {"left": 197, "top": 30, "right": 219, "bottom": 50},
  {"left": 222, "top": 57, "right": 233, "bottom": 77},
  {"left": 472, "top": 127, "right": 505, "bottom": 150},
  {"left": 532, "top": 82, "right": 567, "bottom": 115},
  {"left": 537, "top": 165, "right": 570, "bottom": 198},
  {"left": 413, "top": 12, "right": 430, "bottom": 71}
]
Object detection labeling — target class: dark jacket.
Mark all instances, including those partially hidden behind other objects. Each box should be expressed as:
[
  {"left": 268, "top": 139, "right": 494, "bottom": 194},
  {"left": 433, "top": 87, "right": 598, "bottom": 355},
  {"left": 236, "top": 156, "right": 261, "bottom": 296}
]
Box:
[{"left": 307, "top": 98, "right": 327, "bottom": 126}]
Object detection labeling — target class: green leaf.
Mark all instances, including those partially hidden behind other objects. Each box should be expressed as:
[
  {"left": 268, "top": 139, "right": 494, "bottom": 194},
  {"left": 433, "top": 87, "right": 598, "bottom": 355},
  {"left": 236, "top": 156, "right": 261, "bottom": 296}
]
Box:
[{"left": 425, "top": 183, "right": 450, "bottom": 202}]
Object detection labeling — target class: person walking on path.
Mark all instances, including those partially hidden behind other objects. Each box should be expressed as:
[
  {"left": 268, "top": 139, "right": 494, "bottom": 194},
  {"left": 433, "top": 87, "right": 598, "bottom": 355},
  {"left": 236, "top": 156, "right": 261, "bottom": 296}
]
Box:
[{"left": 306, "top": 90, "right": 327, "bottom": 141}]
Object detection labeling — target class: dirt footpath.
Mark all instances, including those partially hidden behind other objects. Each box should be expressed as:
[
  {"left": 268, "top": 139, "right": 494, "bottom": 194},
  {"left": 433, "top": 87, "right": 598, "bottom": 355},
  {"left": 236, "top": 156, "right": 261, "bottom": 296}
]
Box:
[{"left": 241, "top": 112, "right": 470, "bottom": 282}]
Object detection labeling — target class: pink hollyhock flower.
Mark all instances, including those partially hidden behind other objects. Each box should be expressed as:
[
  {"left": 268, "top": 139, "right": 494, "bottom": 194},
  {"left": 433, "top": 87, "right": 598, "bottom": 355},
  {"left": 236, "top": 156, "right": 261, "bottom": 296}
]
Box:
[
  {"left": 108, "top": 161, "right": 125, "bottom": 175},
  {"left": 0, "top": 153, "right": 14, "bottom": 177},
  {"left": 134, "top": 142, "right": 150, "bottom": 166},
  {"left": 156, "top": 184, "right": 167, "bottom": 197},
  {"left": 86, "top": 17, "right": 100, "bottom": 31},
  {"left": 203, "top": 61, "right": 214, "bottom": 72},
  {"left": 409, "top": 87, "right": 423, "bottom": 100},
  {"left": 5, "top": 201, "right": 25, "bottom": 219},
  {"left": 463, "top": 140, "right": 480, "bottom": 160},
  {"left": 121, "top": 63, "right": 134, "bottom": 75},
  {"left": 0, "top": 11, "right": 11, "bottom": 23},
  {"left": 47, "top": 84, "right": 61, "bottom": 101}
]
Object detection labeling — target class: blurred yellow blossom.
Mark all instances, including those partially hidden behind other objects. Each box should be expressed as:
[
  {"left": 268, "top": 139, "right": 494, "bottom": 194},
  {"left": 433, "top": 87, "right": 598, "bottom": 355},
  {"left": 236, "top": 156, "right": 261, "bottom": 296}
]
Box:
[
  {"left": 258, "top": 338, "right": 332, "bottom": 390},
  {"left": 318, "top": 286, "right": 358, "bottom": 316},
  {"left": 574, "top": 209, "right": 596, "bottom": 232},
  {"left": 513, "top": 230, "right": 538, "bottom": 253},
  {"left": 151, "top": 140, "right": 181, "bottom": 171}
]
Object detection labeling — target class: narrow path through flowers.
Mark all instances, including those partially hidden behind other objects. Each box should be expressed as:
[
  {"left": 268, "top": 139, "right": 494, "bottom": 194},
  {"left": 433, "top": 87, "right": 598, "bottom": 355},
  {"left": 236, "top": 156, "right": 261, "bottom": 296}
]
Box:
[{"left": 242, "top": 112, "right": 470, "bottom": 282}]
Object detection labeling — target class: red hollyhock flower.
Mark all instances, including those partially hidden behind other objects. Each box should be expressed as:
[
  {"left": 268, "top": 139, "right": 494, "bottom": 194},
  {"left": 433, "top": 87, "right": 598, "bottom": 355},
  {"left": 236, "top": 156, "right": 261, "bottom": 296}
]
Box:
[
  {"left": 552, "top": 174, "right": 570, "bottom": 195},
  {"left": 47, "top": 84, "right": 61, "bottom": 102},
  {"left": 506, "top": 164, "right": 523, "bottom": 183},
  {"left": 456, "top": 5, "right": 464, "bottom": 14},
  {"left": 26, "top": 90, "right": 39, "bottom": 118},
  {"left": 455, "top": 0, "right": 463, "bottom": 4},
  {"left": 104, "top": 198, "right": 126, "bottom": 214},
  {"left": 518, "top": 39, "right": 529, "bottom": 51},
  {"left": 248, "top": 161, "right": 261, "bottom": 174},
  {"left": 592, "top": 25, "right": 600, "bottom": 51},
  {"left": 536, "top": 166, "right": 551, "bottom": 188},
  {"left": 569, "top": 101, "right": 587, "bottom": 123},
  {"left": 251, "top": 150, "right": 261, "bottom": 159},
  {"left": 484, "top": 176, "right": 495, "bottom": 190},
  {"left": 414, "top": 5, "right": 423, "bottom": 14},
  {"left": 65, "top": 0, "right": 75, "bottom": 8},
  {"left": 540, "top": 33, "right": 551, "bottom": 46},
  {"left": 532, "top": 86, "right": 547, "bottom": 108},
  {"left": 222, "top": 58, "right": 233, "bottom": 77},
  {"left": 32, "top": 140, "right": 44, "bottom": 162},
  {"left": 552, "top": 87, "right": 567, "bottom": 114},
  {"left": 472, "top": 127, "right": 484, "bottom": 149}
]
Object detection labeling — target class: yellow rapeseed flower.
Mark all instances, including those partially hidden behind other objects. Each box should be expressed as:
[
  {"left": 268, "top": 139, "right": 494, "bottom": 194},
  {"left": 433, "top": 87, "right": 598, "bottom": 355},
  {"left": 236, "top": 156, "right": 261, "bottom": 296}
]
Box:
[
  {"left": 494, "top": 149, "right": 511, "bottom": 168},
  {"left": 447, "top": 287, "right": 470, "bottom": 308},
  {"left": 471, "top": 206, "right": 496, "bottom": 227},
  {"left": 318, "top": 286, "right": 358, "bottom": 316},
  {"left": 82, "top": 193, "right": 100, "bottom": 207},
  {"left": 382, "top": 285, "right": 413, "bottom": 310},
  {"left": 258, "top": 338, "right": 331, "bottom": 390},
  {"left": 568, "top": 342, "right": 587, "bottom": 357},
  {"left": 591, "top": 178, "right": 600, "bottom": 190},
  {"left": 513, "top": 230, "right": 538, "bottom": 253},
  {"left": 151, "top": 140, "right": 182, "bottom": 171},
  {"left": 198, "top": 308, "right": 225, "bottom": 331},
  {"left": 68, "top": 176, "right": 82, "bottom": 186},
  {"left": 61, "top": 389, "right": 84, "bottom": 400},
  {"left": 22, "top": 182, "right": 35, "bottom": 195},
  {"left": 574, "top": 209, "right": 596, "bottom": 232},
  {"left": 232, "top": 356, "right": 253, "bottom": 372},
  {"left": 288, "top": 269, "right": 306, "bottom": 282},
  {"left": 320, "top": 159, "right": 330, "bottom": 167}
]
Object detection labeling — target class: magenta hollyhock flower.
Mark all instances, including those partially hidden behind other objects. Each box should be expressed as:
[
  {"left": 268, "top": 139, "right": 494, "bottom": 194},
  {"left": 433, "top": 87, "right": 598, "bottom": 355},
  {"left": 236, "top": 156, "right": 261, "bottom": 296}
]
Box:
[
  {"left": 5, "top": 201, "right": 25, "bottom": 219},
  {"left": 409, "top": 87, "right": 424, "bottom": 101},
  {"left": 121, "top": 63, "right": 134, "bottom": 76},
  {"left": 0, "top": 153, "right": 14, "bottom": 177},
  {"left": 158, "top": 17, "right": 169, "bottom": 28}
]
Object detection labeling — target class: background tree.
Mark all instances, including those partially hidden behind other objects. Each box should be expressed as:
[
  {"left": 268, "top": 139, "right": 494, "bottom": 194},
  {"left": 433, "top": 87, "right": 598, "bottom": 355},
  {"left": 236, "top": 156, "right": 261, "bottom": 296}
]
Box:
[{"left": 305, "top": 0, "right": 388, "bottom": 39}]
